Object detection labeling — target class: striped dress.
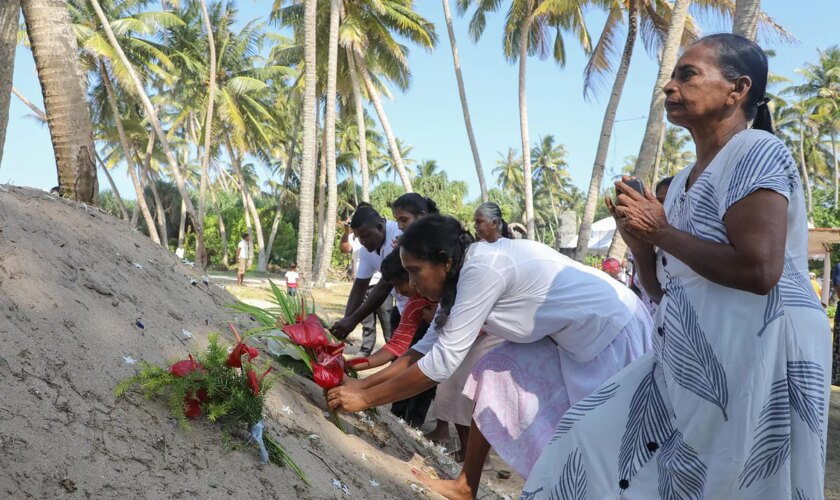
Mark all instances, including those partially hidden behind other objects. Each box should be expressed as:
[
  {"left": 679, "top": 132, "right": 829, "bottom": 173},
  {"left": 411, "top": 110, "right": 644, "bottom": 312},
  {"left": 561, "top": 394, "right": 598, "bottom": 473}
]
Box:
[{"left": 522, "top": 130, "right": 831, "bottom": 499}]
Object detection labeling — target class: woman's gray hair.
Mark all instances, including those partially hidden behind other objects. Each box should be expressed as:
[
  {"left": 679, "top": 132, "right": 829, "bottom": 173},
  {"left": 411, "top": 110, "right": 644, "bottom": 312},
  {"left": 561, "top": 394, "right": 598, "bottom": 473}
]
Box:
[{"left": 475, "top": 202, "right": 513, "bottom": 239}]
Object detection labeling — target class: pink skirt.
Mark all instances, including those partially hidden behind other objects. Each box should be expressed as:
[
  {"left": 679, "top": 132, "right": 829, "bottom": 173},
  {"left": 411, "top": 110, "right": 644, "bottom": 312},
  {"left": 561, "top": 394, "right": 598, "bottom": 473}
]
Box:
[
  {"left": 463, "top": 309, "right": 652, "bottom": 478},
  {"left": 429, "top": 333, "right": 505, "bottom": 426}
]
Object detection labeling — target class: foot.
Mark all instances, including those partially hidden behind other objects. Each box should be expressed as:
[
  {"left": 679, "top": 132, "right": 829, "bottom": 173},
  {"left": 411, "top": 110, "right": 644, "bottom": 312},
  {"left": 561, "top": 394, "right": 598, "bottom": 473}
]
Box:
[
  {"left": 412, "top": 469, "right": 472, "bottom": 500},
  {"left": 423, "top": 426, "right": 450, "bottom": 444}
]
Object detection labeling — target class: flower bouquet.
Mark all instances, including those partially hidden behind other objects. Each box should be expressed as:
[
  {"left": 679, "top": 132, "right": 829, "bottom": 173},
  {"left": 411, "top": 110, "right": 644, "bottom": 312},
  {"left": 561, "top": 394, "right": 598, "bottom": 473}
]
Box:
[
  {"left": 115, "top": 331, "right": 307, "bottom": 483},
  {"left": 230, "top": 281, "right": 356, "bottom": 431}
]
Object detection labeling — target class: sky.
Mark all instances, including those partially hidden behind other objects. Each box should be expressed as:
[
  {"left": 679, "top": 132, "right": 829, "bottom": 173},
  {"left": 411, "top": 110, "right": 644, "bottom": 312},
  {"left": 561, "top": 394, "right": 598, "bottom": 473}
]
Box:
[{"left": 2, "top": 0, "right": 839, "bottom": 202}]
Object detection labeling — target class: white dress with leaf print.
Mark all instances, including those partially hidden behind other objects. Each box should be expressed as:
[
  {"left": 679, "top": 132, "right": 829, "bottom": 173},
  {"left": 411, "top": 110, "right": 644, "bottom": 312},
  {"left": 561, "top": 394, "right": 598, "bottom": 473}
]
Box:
[{"left": 521, "top": 129, "right": 831, "bottom": 500}]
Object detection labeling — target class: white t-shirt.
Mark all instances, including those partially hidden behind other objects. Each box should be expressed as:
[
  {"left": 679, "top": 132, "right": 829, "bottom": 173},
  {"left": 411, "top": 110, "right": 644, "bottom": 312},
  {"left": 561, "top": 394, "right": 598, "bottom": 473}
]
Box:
[
  {"left": 415, "top": 239, "right": 645, "bottom": 382},
  {"left": 284, "top": 271, "right": 299, "bottom": 286},
  {"left": 355, "top": 220, "right": 406, "bottom": 312},
  {"left": 237, "top": 239, "right": 250, "bottom": 260}
]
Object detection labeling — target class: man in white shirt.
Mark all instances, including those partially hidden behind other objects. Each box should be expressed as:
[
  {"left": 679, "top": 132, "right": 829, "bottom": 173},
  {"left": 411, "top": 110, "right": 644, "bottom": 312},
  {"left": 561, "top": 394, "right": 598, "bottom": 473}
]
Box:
[
  {"left": 339, "top": 220, "right": 394, "bottom": 356},
  {"left": 236, "top": 233, "right": 250, "bottom": 286},
  {"left": 331, "top": 206, "right": 405, "bottom": 351}
]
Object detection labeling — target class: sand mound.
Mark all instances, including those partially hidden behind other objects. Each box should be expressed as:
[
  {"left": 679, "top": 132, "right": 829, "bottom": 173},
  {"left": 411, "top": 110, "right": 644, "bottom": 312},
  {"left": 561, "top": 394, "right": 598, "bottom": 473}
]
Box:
[{"left": 0, "top": 186, "right": 465, "bottom": 499}]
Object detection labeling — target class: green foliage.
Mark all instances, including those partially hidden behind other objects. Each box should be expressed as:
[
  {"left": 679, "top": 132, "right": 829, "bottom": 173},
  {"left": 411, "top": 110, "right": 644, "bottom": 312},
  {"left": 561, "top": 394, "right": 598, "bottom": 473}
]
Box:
[{"left": 114, "top": 333, "right": 306, "bottom": 482}]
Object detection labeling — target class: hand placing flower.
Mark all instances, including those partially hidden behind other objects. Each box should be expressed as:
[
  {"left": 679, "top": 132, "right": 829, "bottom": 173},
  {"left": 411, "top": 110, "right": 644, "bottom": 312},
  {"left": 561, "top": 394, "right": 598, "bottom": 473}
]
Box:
[{"left": 326, "top": 385, "right": 370, "bottom": 413}]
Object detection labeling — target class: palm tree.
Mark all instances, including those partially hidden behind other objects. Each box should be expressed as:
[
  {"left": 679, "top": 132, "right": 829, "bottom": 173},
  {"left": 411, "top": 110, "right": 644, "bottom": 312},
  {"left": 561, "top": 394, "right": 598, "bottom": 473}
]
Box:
[
  {"left": 442, "top": 0, "right": 487, "bottom": 202},
  {"left": 624, "top": 0, "right": 692, "bottom": 189},
  {"left": 298, "top": 0, "right": 318, "bottom": 285},
  {"left": 790, "top": 47, "right": 840, "bottom": 207},
  {"left": 532, "top": 135, "right": 571, "bottom": 238},
  {"left": 196, "top": 0, "right": 217, "bottom": 271},
  {"left": 416, "top": 159, "right": 441, "bottom": 177},
  {"left": 494, "top": 148, "right": 524, "bottom": 197},
  {"left": 99, "top": 59, "right": 161, "bottom": 245},
  {"left": 89, "top": 0, "right": 207, "bottom": 267},
  {"left": 575, "top": 0, "right": 641, "bottom": 261},
  {"left": 457, "top": 0, "right": 592, "bottom": 239},
  {"left": 658, "top": 126, "right": 695, "bottom": 177},
  {"left": 733, "top": 0, "right": 760, "bottom": 41},
  {"left": 313, "top": 0, "right": 342, "bottom": 287},
  {"left": 0, "top": 0, "right": 18, "bottom": 166},
  {"left": 21, "top": 0, "right": 98, "bottom": 202}
]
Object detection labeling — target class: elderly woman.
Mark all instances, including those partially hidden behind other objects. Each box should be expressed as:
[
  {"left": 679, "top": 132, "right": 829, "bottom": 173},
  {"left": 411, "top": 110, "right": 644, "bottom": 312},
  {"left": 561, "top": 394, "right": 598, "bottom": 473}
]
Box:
[{"left": 522, "top": 34, "right": 831, "bottom": 499}]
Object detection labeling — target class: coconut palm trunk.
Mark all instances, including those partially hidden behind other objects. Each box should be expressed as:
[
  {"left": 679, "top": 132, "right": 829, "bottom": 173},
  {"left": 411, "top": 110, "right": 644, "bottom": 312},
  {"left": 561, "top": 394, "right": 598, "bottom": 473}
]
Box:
[
  {"left": 346, "top": 46, "right": 371, "bottom": 202},
  {"left": 314, "top": 126, "right": 327, "bottom": 275},
  {"left": 297, "top": 0, "right": 318, "bottom": 285},
  {"left": 733, "top": 0, "right": 761, "bottom": 41},
  {"left": 518, "top": 15, "right": 536, "bottom": 239},
  {"left": 196, "top": 0, "right": 216, "bottom": 270},
  {"left": 607, "top": 0, "right": 691, "bottom": 258},
  {"left": 0, "top": 0, "right": 18, "bottom": 166},
  {"left": 178, "top": 199, "right": 187, "bottom": 250},
  {"left": 832, "top": 132, "right": 839, "bottom": 209},
  {"left": 314, "top": 0, "right": 341, "bottom": 287},
  {"left": 93, "top": 151, "right": 129, "bottom": 221},
  {"left": 352, "top": 49, "right": 413, "bottom": 192},
  {"left": 11, "top": 86, "right": 47, "bottom": 121},
  {"left": 576, "top": 1, "right": 638, "bottom": 262},
  {"left": 226, "top": 139, "right": 268, "bottom": 271},
  {"left": 22, "top": 0, "right": 98, "bottom": 202},
  {"left": 209, "top": 183, "right": 228, "bottom": 264},
  {"left": 442, "top": 0, "right": 487, "bottom": 202},
  {"left": 89, "top": 0, "right": 205, "bottom": 264},
  {"left": 98, "top": 59, "right": 159, "bottom": 241},
  {"left": 798, "top": 117, "right": 812, "bottom": 213}
]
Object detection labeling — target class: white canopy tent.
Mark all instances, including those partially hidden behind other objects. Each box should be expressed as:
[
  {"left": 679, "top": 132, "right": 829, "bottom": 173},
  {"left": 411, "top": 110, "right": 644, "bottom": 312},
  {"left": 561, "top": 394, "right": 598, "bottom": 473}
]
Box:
[{"left": 562, "top": 217, "right": 616, "bottom": 255}]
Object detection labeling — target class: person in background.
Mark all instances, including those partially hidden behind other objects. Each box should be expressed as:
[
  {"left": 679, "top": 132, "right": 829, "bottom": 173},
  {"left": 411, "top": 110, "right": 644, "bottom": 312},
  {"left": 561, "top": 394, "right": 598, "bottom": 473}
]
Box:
[
  {"left": 809, "top": 272, "right": 823, "bottom": 303},
  {"left": 347, "top": 252, "right": 434, "bottom": 371},
  {"left": 236, "top": 233, "right": 250, "bottom": 286},
  {"left": 285, "top": 264, "right": 299, "bottom": 297},
  {"left": 655, "top": 176, "right": 674, "bottom": 204},
  {"left": 601, "top": 257, "right": 623, "bottom": 282},
  {"left": 335, "top": 206, "right": 397, "bottom": 357}
]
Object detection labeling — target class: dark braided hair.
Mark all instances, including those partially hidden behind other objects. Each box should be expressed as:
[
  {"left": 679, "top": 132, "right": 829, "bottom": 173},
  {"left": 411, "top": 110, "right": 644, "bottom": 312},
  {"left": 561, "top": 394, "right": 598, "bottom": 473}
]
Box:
[
  {"left": 380, "top": 250, "right": 408, "bottom": 284},
  {"left": 696, "top": 33, "right": 774, "bottom": 134},
  {"left": 399, "top": 215, "right": 474, "bottom": 329},
  {"left": 392, "top": 193, "right": 440, "bottom": 217}
]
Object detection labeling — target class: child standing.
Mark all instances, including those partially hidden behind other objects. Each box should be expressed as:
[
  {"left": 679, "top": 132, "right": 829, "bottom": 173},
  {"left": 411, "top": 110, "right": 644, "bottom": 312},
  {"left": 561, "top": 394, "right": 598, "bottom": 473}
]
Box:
[{"left": 284, "top": 264, "right": 299, "bottom": 296}]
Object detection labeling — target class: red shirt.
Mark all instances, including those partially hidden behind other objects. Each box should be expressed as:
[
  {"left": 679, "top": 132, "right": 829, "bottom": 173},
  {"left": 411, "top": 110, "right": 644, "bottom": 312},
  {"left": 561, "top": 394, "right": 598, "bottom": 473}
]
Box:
[{"left": 382, "top": 296, "right": 435, "bottom": 358}]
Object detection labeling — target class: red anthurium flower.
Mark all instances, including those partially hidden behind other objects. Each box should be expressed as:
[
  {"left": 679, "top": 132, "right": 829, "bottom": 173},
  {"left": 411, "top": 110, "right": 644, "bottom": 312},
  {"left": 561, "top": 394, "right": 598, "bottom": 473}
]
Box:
[
  {"left": 313, "top": 351, "right": 344, "bottom": 390},
  {"left": 282, "top": 314, "right": 327, "bottom": 350},
  {"left": 247, "top": 367, "right": 274, "bottom": 396},
  {"left": 325, "top": 340, "right": 346, "bottom": 356},
  {"left": 170, "top": 354, "right": 204, "bottom": 378},
  {"left": 183, "top": 388, "right": 207, "bottom": 419},
  {"left": 226, "top": 324, "right": 259, "bottom": 368},
  {"left": 184, "top": 397, "right": 202, "bottom": 419}
]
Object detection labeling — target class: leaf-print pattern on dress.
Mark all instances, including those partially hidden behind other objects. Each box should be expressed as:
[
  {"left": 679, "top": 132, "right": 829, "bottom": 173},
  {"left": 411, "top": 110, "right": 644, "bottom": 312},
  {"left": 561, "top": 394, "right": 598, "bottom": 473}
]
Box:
[
  {"left": 662, "top": 278, "right": 730, "bottom": 421},
  {"left": 657, "top": 431, "right": 707, "bottom": 500},
  {"left": 548, "top": 448, "right": 587, "bottom": 500},
  {"left": 738, "top": 378, "right": 791, "bottom": 489},
  {"left": 787, "top": 361, "right": 827, "bottom": 462},
  {"left": 520, "top": 487, "right": 544, "bottom": 500},
  {"left": 550, "top": 383, "right": 620, "bottom": 444},
  {"left": 618, "top": 362, "right": 674, "bottom": 489},
  {"left": 758, "top": 286, "right": 784, "bottom": 337},
  {"left": 778, "top": 258, "right": 824, "bottom": 312},
  {"left": 725, "top": 138, "right": 793, "bottom": 210},
  {"left": 676, "top": 173, "right": 728, "bottom": 244}
]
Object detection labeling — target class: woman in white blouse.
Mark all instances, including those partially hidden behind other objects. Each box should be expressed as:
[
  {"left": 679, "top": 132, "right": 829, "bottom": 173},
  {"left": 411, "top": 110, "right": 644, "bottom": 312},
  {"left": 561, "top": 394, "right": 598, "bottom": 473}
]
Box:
[{"left": 327, "top": 215, "right": 652, "bottom": 499}]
